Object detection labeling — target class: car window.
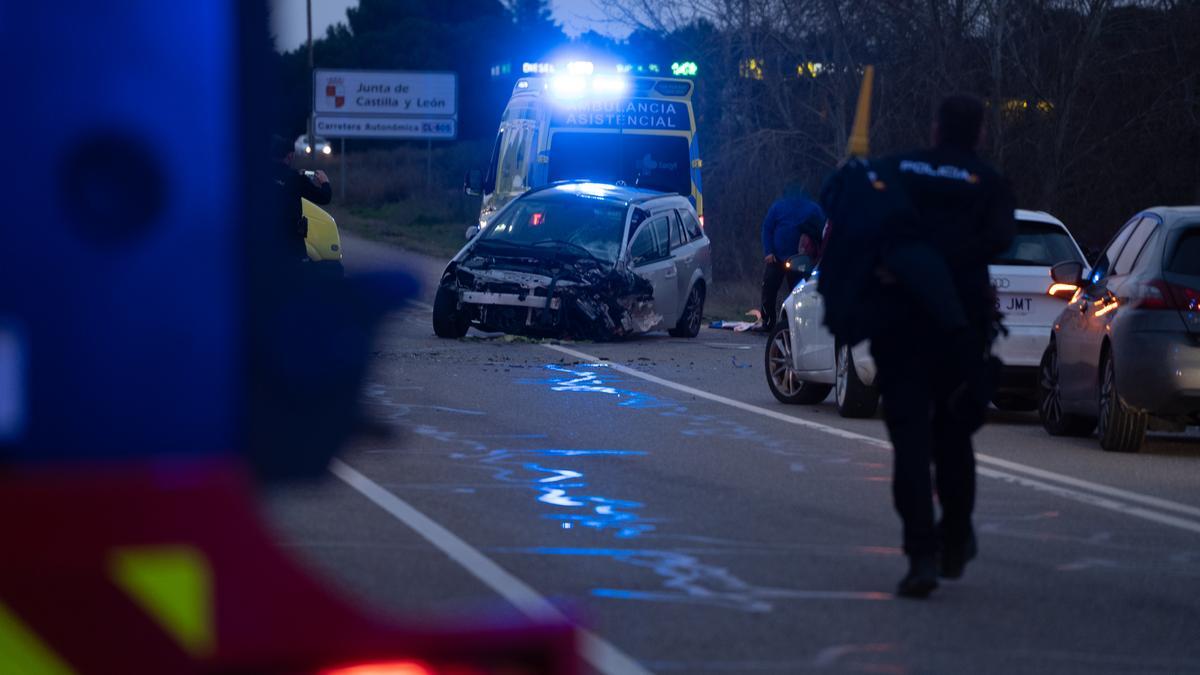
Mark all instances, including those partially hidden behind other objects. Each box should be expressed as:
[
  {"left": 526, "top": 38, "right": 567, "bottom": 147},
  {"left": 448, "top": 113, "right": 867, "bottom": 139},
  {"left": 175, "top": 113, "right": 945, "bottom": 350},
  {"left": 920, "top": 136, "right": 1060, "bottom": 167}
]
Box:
[
  {"left": 668, "top": 210, "right": 685, "bottom": 250},
  {"left": 1167, "top": 227, "right": 1200, "bottom": 276},
  {"left": 629, "top": 224, "right": 658, "bottom": 265},
  {"left": 1092, "top": 216, "right": 1142, "bottom": 282},
  {"left": 991, "top": 220, "right": 1083, "bottom": 266},
  {"left": 1112, "top": 216, "right": 1159, "bottom": 276},
  {"left": 680, "top": 210, "right": 703, "bottom": 241},
  {"left": 479, "top": 192, "right": 627, "bottom": 262},
  {"left": 494, "top": 122, "right": 536, "bottom": 196},
  {"left": 650, "top": 216, "right": 671, "bottom": 258},
  {"left": 483, "top": 131, "right": 502, "bottom": 194},
  {"left": 1132, "top": 227, "right": 1162, "bottom": 273}
]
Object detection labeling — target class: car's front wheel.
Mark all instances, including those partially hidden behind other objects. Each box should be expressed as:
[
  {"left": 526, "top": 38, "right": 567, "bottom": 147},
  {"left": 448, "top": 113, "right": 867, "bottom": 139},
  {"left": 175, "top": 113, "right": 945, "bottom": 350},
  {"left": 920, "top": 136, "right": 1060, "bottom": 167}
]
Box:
[
  {"left": 765, "top": 322, "right": 832, "bottom": 404},
  {"left": 1097, "top": 352, "right": 1147, "bottom": 453},
  {"left": 669, "top": 283, "right": 705, "bottom": 338},
  {"left": 432, "top": 285, "right": 470, "bottom": 338},
  {"left": 1037, "top": 341, "right": 1095, "bottom": 437},
  {"left": 835, "top": 343, "right": 879, "bottom": 418}
]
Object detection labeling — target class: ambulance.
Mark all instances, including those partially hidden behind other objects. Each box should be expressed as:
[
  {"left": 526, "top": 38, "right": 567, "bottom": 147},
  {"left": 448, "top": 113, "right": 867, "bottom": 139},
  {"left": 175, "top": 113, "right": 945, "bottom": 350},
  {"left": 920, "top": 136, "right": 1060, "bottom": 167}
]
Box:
[{"left": 468, "top": 65, "right": 704, "bottom": 232}]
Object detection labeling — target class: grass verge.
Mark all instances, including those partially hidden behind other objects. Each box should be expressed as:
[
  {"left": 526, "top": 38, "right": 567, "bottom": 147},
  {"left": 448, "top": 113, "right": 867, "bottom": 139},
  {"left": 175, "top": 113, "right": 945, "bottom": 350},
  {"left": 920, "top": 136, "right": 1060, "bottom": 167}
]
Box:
[
  {"left": 705, "top": 279, "right": 763, "bottom": 323},
  {"left": 327, "top": 200, "right": 469, "bottom": 261}
]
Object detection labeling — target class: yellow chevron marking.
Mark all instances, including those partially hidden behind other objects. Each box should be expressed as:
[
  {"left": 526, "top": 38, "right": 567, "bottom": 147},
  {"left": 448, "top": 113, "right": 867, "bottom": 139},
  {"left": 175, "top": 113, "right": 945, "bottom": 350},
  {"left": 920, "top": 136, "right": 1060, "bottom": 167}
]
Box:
[
  {"left": 0, "top": 600, "right": 77, "bottom": 675},
  {"left": 109, "top": 546, "right": 215, "bottom": 657}
]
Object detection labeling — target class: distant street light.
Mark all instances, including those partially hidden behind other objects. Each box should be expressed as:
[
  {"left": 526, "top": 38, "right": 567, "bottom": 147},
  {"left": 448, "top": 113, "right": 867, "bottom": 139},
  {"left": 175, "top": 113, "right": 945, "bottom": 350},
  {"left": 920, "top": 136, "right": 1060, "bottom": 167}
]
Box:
[{"left": 671, "top": 61, "right": 698, "bottom": 77}]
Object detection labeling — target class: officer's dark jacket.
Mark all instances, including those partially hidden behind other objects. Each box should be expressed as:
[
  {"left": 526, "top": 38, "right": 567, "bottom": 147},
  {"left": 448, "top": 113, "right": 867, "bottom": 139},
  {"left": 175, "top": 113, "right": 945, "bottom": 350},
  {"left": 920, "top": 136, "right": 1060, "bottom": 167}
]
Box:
[
  {"left": 273, "top": 165, "right": 332, "bottom": 260},
  {"left": 876, "top": 146, "right": 1016, "bottom": 327}
]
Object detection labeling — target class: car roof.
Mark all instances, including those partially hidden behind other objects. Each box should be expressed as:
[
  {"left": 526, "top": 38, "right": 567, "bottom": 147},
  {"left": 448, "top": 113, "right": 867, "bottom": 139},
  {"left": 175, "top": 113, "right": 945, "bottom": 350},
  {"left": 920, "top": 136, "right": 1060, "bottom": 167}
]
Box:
[
  {"left": 1143, "top": 206, "right": 1200, "bottom": 224},
  {"left": 524, "top": 181, "right": 686, "bottom": 207},
  {"left": 1015, "top": 209, "right": 1066, "bottom": 227}
]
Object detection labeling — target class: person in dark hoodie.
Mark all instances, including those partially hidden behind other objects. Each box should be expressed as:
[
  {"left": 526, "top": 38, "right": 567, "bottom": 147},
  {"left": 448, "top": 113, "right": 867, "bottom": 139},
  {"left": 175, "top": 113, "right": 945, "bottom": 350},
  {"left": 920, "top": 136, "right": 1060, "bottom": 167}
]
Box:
[
  {"left": 271, "top": 134, "right": 332, "bottom": 264},
  {"left": 760, "top": 183, "right": 825, "bottom": 330},
  {"left": 870, "top": 95, "right": 1016, "bottom": 598}
]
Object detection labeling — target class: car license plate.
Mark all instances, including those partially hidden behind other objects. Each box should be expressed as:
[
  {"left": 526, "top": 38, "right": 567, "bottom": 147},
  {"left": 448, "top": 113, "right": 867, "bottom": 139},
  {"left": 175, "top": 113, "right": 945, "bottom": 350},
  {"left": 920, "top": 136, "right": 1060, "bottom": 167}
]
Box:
[{"left": 997, "top": 295, "right": 1035, "bottom": 316}]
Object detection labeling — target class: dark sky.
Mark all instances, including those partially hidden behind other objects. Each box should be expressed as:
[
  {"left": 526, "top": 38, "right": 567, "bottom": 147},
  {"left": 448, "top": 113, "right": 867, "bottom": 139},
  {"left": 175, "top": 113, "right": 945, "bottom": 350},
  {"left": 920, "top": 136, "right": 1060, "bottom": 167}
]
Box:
[{"left": 271, "top": 0, "right": 630, "bottom": 52}]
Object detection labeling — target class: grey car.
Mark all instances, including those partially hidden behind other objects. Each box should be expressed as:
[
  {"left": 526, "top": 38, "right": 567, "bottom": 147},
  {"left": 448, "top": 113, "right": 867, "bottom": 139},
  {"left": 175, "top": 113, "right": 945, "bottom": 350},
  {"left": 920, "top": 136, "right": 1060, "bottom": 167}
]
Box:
[
  {"left": 433, "top": 182, "right": 712, "bottom": 340},
  {"left": 1039, "top": 206, "right": 1200, "bottom": 452}
]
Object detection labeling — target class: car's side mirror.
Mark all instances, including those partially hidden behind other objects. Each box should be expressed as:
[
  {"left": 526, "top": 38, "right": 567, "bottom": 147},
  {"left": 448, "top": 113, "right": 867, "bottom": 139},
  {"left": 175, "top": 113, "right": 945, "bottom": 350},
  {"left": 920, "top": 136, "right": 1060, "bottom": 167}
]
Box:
[
  {"left": 464, "top": 225, "right": 480, "bottom": 240},
  {"left": 464, "top": 169, "right": 483, "bottom": 196},
  {"left": 786, "top": 254, "right": 815, "bottom": 279},
  {"left": 1051, "top": 261, "right": 1085, "bottom": 286}
]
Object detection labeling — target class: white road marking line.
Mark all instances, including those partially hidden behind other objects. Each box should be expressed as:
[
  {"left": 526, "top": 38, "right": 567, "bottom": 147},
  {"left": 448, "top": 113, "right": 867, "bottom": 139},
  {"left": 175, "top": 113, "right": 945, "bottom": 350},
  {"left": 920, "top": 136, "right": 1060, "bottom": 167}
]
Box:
[
  {"left": 977, "top": 465, "right": 1200, "bottom": 535},
  {"left": 330, "top": 459, "right": 655, "bottom": 675},
  {"left": 542, "top": 343, "right": 1200, "bottom": 535},
  {"left": 980, "top": 454, "right": 1200, "bottom": 520}
]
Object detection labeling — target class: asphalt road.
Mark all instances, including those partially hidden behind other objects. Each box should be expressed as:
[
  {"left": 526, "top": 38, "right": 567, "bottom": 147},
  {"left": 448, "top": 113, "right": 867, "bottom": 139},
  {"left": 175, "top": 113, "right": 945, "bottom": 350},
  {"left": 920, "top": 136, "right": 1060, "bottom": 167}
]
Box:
[{"left": 263, "top": 233, "right": 1200, "bottom": 674}]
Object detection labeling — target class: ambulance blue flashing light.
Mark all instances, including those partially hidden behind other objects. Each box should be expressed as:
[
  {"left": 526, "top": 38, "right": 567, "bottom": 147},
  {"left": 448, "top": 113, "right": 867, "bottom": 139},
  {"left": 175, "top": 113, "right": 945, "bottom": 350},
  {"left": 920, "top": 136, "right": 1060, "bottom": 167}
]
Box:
[
  {"left": 549, "top": 74, "right": 631, "bottom": 99},
  {"left": 550, "top": 75, "right": 587, "bottom": 99},
  {"left": 567, "top": 61, "right": 594, "bottom": 75}
]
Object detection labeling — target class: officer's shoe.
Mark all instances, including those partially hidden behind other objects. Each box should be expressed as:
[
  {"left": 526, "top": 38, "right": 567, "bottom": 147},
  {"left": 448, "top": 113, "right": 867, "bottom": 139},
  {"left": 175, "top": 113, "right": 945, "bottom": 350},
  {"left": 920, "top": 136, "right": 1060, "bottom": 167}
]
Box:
[
  {"left": 896, "top": 554, "right": 939, "bottom": 598},
  {"left": 939, "top": 535, "right": 978, "bottom": 580}
]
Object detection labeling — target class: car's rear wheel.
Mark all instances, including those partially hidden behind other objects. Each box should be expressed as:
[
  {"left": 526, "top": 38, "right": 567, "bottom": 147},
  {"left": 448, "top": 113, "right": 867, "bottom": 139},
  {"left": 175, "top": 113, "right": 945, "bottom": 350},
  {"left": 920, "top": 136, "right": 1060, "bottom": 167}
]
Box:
[
  {"left": 1037, "top": 341, "right": 1095, "bottom": 436},
  {"left": 765, "top": 322, "right": 832, "bottom": 404},
  {"left": 835, "top": 343, "right": 879, "bottom": 418},
  {"left": 1097, "top": 352, "right": 1147, "bottom": 453},
  {"left": 669, "top": 283, "right": 705, "bottom": 338},
  {"left": 432, "top": 285, "right": 470, "bottom": 338}
]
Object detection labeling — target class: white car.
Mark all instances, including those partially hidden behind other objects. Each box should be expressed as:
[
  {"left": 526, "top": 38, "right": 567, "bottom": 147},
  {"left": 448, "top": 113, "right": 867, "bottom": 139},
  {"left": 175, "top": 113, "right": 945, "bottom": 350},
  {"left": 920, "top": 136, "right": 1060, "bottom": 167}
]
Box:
[
  {"left": 765, "top": 210, "right": 1088, "bottom": 417},
  {"left": 433, "top": 182, "right": 712, "bottom": 340},
  {"left": 294, "top": 134, "right": 333, "bottom": 157}
]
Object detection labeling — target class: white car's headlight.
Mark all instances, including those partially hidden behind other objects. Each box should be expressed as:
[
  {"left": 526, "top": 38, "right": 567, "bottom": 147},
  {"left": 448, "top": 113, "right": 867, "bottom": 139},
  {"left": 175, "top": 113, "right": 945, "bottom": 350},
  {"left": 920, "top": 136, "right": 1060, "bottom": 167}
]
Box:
[
  {"left": 321, "top": 145, "right": 332, "bottom": 155},
  {"left": 305, "top": 146, "right": 312, "bottom": 153}
]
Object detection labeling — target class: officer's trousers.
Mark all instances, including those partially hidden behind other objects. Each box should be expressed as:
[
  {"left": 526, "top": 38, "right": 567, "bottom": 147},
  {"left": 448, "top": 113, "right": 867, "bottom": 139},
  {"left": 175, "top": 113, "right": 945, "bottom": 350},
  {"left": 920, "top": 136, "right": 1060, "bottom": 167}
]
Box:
[
  {"left": 870, "top": 324, "right": 979, "bottom": 557},
  {"left": 761, "top": 261, "right": 801, "bottom": 328}
]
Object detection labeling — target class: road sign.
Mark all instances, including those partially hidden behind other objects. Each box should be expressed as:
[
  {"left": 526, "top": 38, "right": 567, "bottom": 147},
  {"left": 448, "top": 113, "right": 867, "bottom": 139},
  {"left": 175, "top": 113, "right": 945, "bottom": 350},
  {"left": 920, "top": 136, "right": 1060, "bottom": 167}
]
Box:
[
  {"left": 314, "top": 69, "right": 456, "bottom": 117},
  {"left": 314, "top": 115, "right": 455, "bottom": 140}
]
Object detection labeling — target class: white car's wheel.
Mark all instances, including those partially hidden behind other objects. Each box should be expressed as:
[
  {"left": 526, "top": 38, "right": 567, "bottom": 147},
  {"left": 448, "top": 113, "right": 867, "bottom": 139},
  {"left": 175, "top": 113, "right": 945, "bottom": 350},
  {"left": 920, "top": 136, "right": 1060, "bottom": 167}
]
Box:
[
  {"left": 835, "top": 343, "right": 879, "bottom": 418},
  {"left": 765, "top": 322, "right": 832, "bottom": 405}
]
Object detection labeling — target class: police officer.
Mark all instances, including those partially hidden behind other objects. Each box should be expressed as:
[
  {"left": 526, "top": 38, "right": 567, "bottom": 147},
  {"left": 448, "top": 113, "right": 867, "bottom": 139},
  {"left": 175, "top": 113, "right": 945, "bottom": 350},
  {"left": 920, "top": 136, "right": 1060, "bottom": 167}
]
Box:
[
  {"left": 271, "top": 134, "right": 332, "bottom": 263},
  {"left": 760, "top": 183, "right": 825, "bottom": 330},
  {"left": 870, "top": 96, "right": 1015, "bottom": 598}
]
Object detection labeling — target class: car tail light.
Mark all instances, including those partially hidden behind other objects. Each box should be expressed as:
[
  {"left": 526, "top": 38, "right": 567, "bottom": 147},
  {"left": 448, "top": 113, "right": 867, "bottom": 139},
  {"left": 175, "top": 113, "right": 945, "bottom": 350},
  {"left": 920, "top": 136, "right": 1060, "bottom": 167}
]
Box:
[
  {"left": 1139, "top": 280, "right": 1174, "bottom": 309},
  {"left": 1046, "top": 282, "right": 1078, "bottom": 299},
  {"left": 698, "top": 215, "right": 704, "bottom": 228},
  {"left": 319, "top": 662, "right": 435, "bottom": 675},
  {"left": 1136, "top": 279, "right": 1200, "bottom": 311},
  {"left": 318, "top": 662, "right": 523, "bottom": 675}
]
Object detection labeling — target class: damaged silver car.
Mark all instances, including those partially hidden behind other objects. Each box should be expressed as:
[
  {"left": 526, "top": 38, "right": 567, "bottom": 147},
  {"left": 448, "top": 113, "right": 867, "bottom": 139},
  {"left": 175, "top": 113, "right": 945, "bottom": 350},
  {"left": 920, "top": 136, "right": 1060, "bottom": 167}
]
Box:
[{"left": 433, "top": 182, "right": 712, "bottom": 340}]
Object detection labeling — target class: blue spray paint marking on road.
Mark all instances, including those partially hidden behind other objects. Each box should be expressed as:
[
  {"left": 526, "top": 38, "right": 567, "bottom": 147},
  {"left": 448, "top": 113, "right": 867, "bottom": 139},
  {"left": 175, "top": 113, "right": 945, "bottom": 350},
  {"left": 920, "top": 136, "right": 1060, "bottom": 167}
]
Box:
[
  {"left": 502, "top": 546, "right": 890, "bottom": 611},
  {"left": 477, "top": 448, "right": 657, "bottom": 539},
  {"left": 527, "top": 364, "right": 797, "bottom": 456},
  {"left": 393, "top": 378, "right": 890, "bottom": 612},
  {"left": 520, "top": 364, "right": 687, "bottom": 412}
]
